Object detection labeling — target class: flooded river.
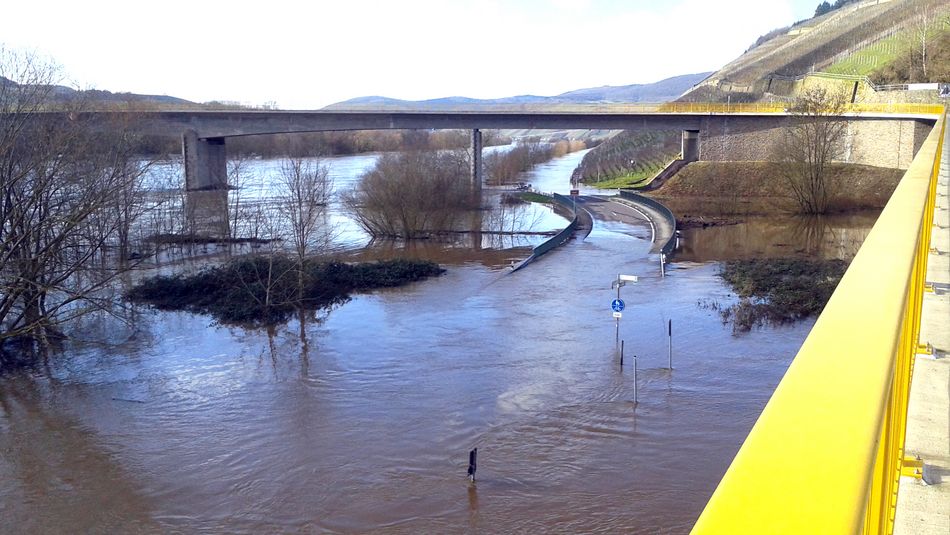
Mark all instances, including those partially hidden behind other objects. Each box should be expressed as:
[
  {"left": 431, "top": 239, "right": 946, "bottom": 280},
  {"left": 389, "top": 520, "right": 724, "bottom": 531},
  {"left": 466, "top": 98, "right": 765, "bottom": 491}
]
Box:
[{"left": 0, "top": 149, "right": 869, "bottom": 533}]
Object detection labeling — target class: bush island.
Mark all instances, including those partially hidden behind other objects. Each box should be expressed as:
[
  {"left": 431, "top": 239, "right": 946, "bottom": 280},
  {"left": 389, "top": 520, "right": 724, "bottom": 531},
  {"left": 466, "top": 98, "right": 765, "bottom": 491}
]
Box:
[{"left": 127, "top": 256, "right": 445, "bottom": 325}]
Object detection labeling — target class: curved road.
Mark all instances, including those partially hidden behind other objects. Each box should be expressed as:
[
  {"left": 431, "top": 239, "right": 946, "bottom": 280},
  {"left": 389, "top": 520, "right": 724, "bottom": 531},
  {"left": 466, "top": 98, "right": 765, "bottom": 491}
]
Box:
[{"left": 577, "top": 195, "right": 674, "bottom": 254}]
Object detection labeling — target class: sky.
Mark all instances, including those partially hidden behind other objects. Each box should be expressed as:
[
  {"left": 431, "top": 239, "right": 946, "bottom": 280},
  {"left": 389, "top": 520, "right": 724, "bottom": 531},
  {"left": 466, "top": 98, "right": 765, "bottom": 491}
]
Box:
[{"left": 1, "top": 0, "right": 821, "bottom": 109}]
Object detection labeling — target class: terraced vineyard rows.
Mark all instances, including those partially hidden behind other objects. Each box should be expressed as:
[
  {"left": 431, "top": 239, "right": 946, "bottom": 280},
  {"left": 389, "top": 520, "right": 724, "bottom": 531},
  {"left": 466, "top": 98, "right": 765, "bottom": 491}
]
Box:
[{"left": 574, "top": 130, "right": 680, "bottom": 187}]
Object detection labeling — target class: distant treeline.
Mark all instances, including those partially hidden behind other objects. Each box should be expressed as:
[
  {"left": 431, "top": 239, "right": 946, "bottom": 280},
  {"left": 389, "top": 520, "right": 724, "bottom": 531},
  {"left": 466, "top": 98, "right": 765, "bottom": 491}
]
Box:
[
  {"left": 135, "top": 129, "right": 511, "bottom": 158},
  {"left": 485, "top": 139, "right": 590, "bottom": 185}
]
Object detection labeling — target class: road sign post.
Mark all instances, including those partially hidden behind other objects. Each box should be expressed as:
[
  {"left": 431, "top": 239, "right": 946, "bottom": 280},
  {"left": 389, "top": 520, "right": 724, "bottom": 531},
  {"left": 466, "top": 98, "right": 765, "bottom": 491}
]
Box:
[{"left": 611, "top": 274, "right": 638, "bottom": 346}]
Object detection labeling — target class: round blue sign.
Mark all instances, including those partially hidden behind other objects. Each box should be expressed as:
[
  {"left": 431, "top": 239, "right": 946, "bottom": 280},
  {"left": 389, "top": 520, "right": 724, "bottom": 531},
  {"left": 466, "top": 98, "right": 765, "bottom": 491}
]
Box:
[{"left": 611, "top": 299, "right": 625, "bottom": 312}]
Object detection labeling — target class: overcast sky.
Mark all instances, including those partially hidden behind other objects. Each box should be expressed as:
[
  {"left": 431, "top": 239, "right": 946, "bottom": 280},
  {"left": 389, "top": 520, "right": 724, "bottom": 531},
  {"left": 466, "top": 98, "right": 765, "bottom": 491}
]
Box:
[{"left": 1, "top": 0, "right": 820, "bottom": 109}]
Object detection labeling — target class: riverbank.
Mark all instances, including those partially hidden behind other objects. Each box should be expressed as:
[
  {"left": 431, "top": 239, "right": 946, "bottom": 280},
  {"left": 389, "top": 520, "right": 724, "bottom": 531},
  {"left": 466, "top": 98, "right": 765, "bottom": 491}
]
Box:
[{"left": 647, "top": 161, "right": 904, "bottom": 224}]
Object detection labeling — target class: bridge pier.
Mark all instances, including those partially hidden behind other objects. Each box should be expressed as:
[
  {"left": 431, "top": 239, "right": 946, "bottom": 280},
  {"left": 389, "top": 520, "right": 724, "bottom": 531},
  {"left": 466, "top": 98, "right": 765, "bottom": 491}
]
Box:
[
  {"left": 682, "top": 130, "right": 700, "bottom": 162},
  {"left": 471, "top": 128, "right": 483, "bottom": 201},
  {"left": 182, "top": 130, "right": 230, "bottom": 237},
  {"left": 182, "top": 130, "right": 228, "bottom": 190}
]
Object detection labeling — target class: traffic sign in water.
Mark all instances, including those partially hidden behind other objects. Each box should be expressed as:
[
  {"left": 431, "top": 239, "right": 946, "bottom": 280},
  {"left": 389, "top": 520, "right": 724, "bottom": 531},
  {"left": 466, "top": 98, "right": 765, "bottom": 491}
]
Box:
[{"left": 611, "top": 299, "right": 625, "bottom": 312}]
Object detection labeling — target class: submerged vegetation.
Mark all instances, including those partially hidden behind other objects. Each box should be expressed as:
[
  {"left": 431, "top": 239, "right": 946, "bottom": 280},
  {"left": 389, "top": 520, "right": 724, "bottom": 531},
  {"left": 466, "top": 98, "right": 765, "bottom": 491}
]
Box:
[
  {"left": 342, "top": 150, "right": 475, "bottom": 239},
  {"left": 715, "top": 258, "right": 847, "bottom": 332},
  {"left": 126, "top": 256, "right": 445, "bottom": 325}
]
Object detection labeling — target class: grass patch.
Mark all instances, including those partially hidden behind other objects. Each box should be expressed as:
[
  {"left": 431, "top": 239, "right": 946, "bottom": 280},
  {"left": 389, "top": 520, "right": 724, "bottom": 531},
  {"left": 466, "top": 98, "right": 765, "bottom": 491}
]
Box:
[
  {"left": 126, "top": 256, "right": 445, "bottom": 325},
  {"left": 716, "top": 258, "right": 847, "bottom": 332},
  {"left": 588, "top": 168, "right": 660, "bottom": 189},
  {"left": 825, "top": 31, "right": 909, "bottom": 76},
  {"left": 516, "top": 191, "right": 555, "bottom": 204}
]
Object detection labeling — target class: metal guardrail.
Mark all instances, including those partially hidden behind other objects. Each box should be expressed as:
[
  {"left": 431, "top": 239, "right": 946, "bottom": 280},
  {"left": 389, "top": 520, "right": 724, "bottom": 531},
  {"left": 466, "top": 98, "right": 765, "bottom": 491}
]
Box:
[
  {"left": 691, "top": 108, "right": 945, "bottom": 534},
  {"left": 510, "top": 193, "right": 580, "bottom": 272},
  {"left": 617, "top": 190, "right": 678, "bottom": 257}
]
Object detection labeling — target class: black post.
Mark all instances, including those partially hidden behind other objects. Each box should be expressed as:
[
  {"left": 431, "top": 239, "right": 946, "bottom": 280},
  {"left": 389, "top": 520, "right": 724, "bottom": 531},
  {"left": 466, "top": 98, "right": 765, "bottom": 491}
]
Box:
[
  {"left": 468, "top": 448, "right": 478, "bottom": 482},
  {"left": 668, "top": 319, "right": 673, "bottom": 369},
  {"left": 620, "top": 339, "right": 624, "bottom": 366},
  {"left": 633, "top": 355, "right": 638, "bottom": 403}
]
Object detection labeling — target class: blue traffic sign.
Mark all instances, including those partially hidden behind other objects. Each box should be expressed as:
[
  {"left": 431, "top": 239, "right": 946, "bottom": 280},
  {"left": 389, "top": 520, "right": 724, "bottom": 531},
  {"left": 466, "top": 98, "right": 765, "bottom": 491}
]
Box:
[{"left": 611, "top": 299, "right": 625, "bottom": 312}]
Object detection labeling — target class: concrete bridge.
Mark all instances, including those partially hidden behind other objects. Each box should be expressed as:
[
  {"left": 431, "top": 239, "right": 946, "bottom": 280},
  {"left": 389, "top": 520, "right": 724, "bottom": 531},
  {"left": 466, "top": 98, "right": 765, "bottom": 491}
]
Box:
[{"left": 70, "top": 104, "right": 938, "bottom": 193}]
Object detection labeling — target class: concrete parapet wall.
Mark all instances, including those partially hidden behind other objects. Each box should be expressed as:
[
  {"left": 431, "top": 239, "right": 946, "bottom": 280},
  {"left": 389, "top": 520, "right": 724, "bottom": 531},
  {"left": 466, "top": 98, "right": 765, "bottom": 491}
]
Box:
[
  {"left": 617, "top": 190, "right": 677, "bottom": 256},
  {"left": 698, "top": 116, "right": 932, "bottom": 170}
]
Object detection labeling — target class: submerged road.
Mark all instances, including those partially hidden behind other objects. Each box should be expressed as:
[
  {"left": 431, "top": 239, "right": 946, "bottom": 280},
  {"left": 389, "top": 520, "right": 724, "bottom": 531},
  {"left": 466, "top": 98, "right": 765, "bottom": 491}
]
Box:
[{"left": 575, "top": 195, "right": 674, "bottom": 255}]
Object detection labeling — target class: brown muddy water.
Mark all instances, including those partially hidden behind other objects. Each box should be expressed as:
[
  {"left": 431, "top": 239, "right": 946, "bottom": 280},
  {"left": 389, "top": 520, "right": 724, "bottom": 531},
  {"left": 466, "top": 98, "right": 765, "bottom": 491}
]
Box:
[{"left": 0, "top": 150, "right": 876, "bottom": 534}]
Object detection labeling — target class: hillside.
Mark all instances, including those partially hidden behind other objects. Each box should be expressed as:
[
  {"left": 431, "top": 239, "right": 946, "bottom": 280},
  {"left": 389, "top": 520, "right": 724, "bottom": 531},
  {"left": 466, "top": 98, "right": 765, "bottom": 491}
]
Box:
[
  {"left": 680, "top": 0, "right": 950, "bottom": 102},
  {"left": 0, "top": 76, "right": 197, "bottom": 108},
  {"left": 325, "top": 72, "right": 711, "bottom": 109}
]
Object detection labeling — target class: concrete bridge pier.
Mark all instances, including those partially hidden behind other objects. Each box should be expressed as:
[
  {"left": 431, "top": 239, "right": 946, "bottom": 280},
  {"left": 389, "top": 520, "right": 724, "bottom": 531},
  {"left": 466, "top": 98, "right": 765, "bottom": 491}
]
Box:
[
  {"left": 182, "top": 130, "right": 230, "bottom": 237},
  {"left": 471, "top": 128, "right": 483, "bottom": 201},
  {"left": 182, "top": 130, "right": 228, "bottom": 190},
  {"left": 682, "top": 130, "right": 700, "bottom": 162},
  {"left": 470, "top": 129, "right": 484, "bottom": 249}
]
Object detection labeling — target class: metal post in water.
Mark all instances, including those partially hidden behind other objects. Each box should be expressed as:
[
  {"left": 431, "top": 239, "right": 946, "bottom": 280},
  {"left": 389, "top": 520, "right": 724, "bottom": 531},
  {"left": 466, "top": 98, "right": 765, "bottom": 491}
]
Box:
[
  {"left": 668, "top": 319, "right": 673, "bottom": 370},
  {"left": 633, "top": 355, "right": 638, "bottom": 403},
  {"left": 660, "top": 253, "right": 666, "bottom": 278},
  {"left": 615, "top": 275, "right": 621, "bottom": 344},
  {"left": 620, "top": 339, "right": 624, "bottom": 367},
  {"left": 468, "top": 448, "right": 478, "bottom": 482}
]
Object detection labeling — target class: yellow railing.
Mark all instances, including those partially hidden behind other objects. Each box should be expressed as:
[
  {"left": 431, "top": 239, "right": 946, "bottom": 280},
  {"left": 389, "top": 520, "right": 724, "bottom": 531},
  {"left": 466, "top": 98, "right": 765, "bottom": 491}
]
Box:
[
  {"left": 656, "top": 102, "right": 944, "bottom": 115},
  {"left": 690, "top": 109, "right": 945, "bottom": 534},
  {"left": 322, "top": 102, "right": 944, "bottom": 116}
]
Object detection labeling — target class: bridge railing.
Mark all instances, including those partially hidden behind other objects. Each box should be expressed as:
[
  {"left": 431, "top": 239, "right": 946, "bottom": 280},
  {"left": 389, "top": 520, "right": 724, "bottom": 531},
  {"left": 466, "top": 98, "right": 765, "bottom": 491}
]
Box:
[
  {"left": 691, "top": 109, "right": 945, "bottom": 534},
  {"left": 656, "top": 101, "right": 944, "bottom": 115}
]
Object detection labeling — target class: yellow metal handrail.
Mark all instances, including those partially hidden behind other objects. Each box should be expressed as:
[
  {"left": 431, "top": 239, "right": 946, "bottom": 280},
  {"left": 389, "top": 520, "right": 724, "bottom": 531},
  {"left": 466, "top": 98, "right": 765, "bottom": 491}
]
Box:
[
  {"left": 655, "top": 102, "right": 944, "bottom": 115},
  {"left": 691, "top": 108, "right": 945, "bottom": 534}
]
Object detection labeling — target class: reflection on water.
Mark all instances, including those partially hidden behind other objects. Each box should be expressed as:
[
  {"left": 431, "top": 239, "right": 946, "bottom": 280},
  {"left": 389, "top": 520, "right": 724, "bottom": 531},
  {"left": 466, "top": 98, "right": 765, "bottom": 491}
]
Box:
[
  {"left": 184, "top": 189, "right": 230, "bottom": 237},
  {"left": 676, "top": 211, "right": 881, "bottom": 262}
]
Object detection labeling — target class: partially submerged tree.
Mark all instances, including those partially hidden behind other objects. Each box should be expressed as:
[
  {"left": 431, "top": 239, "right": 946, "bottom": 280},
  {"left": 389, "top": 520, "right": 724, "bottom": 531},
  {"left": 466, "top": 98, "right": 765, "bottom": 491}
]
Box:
[
  {"left": 0, "top": 47, "right": 151, "bottom": 348},
  {"left": 341, "top": 150, "right": 474, "bottom": 239},
  {"left": 773, "top": 87, "right": 849, "bottom": 214},
  {"left": 277, "top": 157, "right": 334, "bottom": 295}
]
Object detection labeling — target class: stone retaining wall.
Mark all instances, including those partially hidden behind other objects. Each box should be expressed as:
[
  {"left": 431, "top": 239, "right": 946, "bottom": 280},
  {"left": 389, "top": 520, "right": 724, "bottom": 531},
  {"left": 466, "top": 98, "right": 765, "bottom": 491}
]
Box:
[{"left": 698, "top": 116, "right": 932, "bottom": 169}]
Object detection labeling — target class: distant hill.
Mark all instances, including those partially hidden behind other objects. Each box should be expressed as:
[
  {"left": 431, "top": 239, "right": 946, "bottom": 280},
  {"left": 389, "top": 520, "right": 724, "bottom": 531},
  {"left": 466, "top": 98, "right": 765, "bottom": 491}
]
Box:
[
  {"left": 325, "top": 72, "right": 712, "bottom": 109},
  {"left": 0, "top": 75, "right": 197, "bottom": 108}
]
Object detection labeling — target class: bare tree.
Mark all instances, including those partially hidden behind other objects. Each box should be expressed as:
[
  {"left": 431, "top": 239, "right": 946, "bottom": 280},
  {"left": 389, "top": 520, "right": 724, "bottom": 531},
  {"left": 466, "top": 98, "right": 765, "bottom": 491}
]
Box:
[
  {"left": 341, "top": 149, "right": 474, "bottom": 239},
  {"left": 773, "top": 87, "right": 849, "bottom": 215},
  {"left": 0, "top": 47, "right": 152, "bottom": 347},
  {"left": 277, "top": 157, "right": 333, "bottom": 294},
  {"left": 910, "top": 6, "right": 940, "bottom": 80}
]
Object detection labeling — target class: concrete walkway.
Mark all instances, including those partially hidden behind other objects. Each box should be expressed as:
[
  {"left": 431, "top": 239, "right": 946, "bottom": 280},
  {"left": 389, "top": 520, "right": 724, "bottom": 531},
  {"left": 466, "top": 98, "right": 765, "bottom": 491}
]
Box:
[{"left": 894, "top": 125, "right": 950, "bottom": 535}]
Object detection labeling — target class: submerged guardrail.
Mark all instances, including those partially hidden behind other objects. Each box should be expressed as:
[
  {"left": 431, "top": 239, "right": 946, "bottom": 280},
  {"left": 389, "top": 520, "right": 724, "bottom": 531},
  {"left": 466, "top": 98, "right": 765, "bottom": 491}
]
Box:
[
  {"left": 617, "top": 190, "right": 678, "bottom": 257},
  {"left": 511, "top": 193, "right": 589, "bottom": 272},
  {"left": 691, "top": 109, "right": 945, "bottom": 534}
]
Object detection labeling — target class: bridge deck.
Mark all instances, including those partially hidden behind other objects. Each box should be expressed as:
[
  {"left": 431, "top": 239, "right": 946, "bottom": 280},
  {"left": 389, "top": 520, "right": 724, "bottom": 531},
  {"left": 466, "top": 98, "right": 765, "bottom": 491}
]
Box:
[{"left": 894, "top": 121, "right": 950, "bottom": 535}]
